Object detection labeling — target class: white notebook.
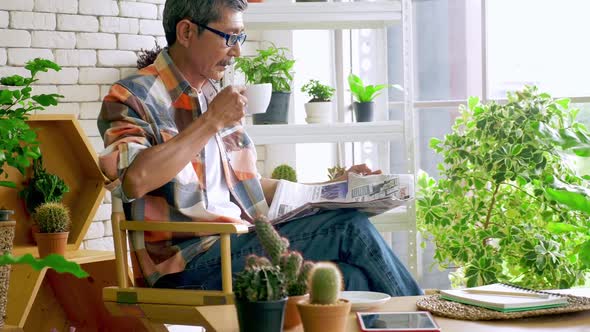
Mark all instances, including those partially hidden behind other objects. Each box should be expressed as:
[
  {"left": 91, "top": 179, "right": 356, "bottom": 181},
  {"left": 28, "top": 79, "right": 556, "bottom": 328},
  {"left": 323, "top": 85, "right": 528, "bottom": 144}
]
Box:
[{"left": 440, "top": 283, "right": 568, "bottom": 312}]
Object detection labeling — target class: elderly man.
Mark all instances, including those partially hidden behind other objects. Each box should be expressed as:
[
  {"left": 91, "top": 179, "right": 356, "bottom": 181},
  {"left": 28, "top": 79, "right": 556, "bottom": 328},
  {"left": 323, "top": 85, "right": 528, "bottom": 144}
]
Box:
[{"left": 97, "top": 0, "right": 421, "bottom": 296}]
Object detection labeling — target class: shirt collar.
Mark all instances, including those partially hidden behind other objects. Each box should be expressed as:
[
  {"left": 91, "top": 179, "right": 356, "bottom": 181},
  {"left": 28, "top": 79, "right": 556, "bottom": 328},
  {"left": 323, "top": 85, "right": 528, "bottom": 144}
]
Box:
[{"left": 154, "top": 48, "right": 194, "bottom": 102}]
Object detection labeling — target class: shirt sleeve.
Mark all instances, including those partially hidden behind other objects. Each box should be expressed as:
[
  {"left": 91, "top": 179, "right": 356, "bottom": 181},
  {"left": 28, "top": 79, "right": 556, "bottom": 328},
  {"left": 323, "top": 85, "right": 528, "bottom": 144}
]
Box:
[{"left": 97, "top": 83, "right": 157, "bottom": 202}]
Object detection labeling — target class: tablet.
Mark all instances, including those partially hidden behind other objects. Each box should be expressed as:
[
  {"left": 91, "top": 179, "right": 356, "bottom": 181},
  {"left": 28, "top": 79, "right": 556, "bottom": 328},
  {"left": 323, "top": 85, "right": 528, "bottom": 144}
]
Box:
[{"left": 356, "top": 312, "right": 441, "bottom": 332}]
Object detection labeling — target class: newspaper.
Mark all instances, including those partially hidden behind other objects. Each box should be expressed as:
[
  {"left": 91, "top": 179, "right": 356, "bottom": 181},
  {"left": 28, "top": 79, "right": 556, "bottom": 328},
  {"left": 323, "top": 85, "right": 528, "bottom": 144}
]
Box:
[{"left": 266, "top": 173, "right": 413, "bottom": 226}]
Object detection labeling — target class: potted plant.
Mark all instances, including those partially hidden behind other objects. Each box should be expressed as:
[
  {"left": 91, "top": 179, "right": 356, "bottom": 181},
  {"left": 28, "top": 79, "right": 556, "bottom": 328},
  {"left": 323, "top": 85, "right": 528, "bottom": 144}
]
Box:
[
  {"left": 296, "top": 262, "right": 351, "bottom": 332},
  {"left": 327, "top": 165, "right": 346, "bottom": 181},
  {"left": 417, "top": 86, "right": 590, "bottom": 290},
  {"left": 254, "top": 216, "right": 314, "bottom": 329},
  {"left": 33, "top": 202, "right": 71, "bottom": 257},
  {"left": 234, "top": 256, "right": 287, "bottom": 332},
  {"left": 347, "top": 73, "right": 399, "bottom": 122},
  {"left": 0, "top": 253, "right": 88, "bottom": 328},
  {"left": 20, "top": 156, "right": 69, "bottom": 215},
  {"left": 271, "top": 164, "right": 298, "bottom": 182},
  {"left": 301, "top": 79, "right": 336, "bottom": 124},
  {"left": 235, "top": 43, "right": 295, "bottom": 124}
]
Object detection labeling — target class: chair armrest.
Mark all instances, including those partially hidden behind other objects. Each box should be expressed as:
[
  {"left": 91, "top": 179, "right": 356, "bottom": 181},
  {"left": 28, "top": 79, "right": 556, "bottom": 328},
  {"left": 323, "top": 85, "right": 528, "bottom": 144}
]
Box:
[{"left": 120, "top": 220, "right": 250, "bottom": 234}]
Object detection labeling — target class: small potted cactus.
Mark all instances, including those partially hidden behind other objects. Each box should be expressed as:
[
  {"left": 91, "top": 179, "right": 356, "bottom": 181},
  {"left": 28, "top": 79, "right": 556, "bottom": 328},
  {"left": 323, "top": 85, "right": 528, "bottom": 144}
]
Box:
[
  {"left": 296, "top": 262, "right": 352, "bottom": 332},
  {"left": 254, "top": 217, "right": 314, "bottom": 329},
  {"left": 271, "top": 164, "right": 297, "bottom": 182},
  {"left": 234, "top": 256, "right": 287, "bottom": 332},
  {"left": 33, "top": 202, "right": 71, "bottom": 257}
]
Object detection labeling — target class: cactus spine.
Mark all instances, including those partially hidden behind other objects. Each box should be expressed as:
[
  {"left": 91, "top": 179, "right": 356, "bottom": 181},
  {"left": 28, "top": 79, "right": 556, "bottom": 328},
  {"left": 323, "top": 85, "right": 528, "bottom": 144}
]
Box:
[
  {"left": 234, "top": 265, "right": 286, "bottom": 302},
  {"left": 254, "top": 216, "right": 315, "bottom": 296},
  {"left": 271, "top": 164, "right": 298, "bottom": 182},
  {"left": 34, "top": 202, "right": 71, "bottom": 233},
  {"left": 309, "top": 262, "right": 343, "bottom": 305}
]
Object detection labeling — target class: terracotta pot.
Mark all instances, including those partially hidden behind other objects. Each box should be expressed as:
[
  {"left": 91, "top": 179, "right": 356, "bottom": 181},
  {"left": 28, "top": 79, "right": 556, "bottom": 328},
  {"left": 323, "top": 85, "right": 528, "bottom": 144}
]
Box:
[
  {"left": 297, "top": 299, "right": 351, "bottom": 332},
  {"left": 284, "top": 294, "right": 308, "bottom": 329},
  {"left": 35, "top": 232, "right": 69, "bottom": 258}
]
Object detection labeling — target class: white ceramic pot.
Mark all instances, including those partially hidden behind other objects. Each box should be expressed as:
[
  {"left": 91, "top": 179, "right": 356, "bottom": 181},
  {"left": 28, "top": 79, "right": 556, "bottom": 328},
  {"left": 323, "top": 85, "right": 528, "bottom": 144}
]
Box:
[
  {"left": 304, "top": 101, "right": 333, "bottom": 124},
  {"left": 244, "top": 83, "right": 272, "bottom": 114}
]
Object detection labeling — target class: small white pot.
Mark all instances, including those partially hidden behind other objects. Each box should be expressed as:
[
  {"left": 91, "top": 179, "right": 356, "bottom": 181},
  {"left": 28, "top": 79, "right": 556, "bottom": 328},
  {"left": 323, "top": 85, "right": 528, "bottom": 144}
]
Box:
[
  {"left": 244, "top": 83, "right": 272, "bottom": 114},
  {"left": 304, "top": 101, "right": 333, "bottom": 124}
]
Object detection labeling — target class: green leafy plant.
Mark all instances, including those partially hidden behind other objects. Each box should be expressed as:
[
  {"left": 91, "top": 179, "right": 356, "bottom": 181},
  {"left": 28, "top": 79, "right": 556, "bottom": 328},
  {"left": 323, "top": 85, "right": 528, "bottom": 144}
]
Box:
[
  {"left": 19, "top": 157, "right": 69, "bottom": 214},
  {"left": 234, "top": 43, "right": 295, "bottom": 92},
  {"left": 254, "top": 216, "right": 314, "bottom": 296},
  {"left": 271, "top": 164, "right": 297, "bottom": 182},
  {"left": 0, "top": 58, "right": 63, "bottom": 189},
  {"left": 301, "top": 79, "right": 335, "bottom": 103},
  {"left": 308, "top": 262, "right": 342, "bottom": 305},
  {"left": 0, "top": 253, "right": 88, "bottom": 278},
  {"left": 234, "top": 257, "right": 286, "bottom": 302},
  {"left": 34, "top": 202, "right": 70, "bottom": 233},
  {"left": 347, "top": 73, "right": 399, "bottom": 103},
  {"left": 417, "top": 86, "right": 590, "bottom": 289},
  {"left": 327, "top": 165, "right": 346, "bottom": 181}
]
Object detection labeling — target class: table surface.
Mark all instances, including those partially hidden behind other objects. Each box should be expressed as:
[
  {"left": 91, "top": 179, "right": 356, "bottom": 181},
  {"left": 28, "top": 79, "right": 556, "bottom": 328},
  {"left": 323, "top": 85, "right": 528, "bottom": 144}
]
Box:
[{"left": 196, "top": 288, "right": 590, "bottom": 332}]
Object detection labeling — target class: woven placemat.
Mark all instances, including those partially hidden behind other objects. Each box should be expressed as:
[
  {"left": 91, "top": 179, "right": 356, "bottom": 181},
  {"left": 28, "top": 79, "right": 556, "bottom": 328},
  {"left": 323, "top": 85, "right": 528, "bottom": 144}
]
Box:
[{"left": 416, "top": 294, "right": 590, "bottom": 321}]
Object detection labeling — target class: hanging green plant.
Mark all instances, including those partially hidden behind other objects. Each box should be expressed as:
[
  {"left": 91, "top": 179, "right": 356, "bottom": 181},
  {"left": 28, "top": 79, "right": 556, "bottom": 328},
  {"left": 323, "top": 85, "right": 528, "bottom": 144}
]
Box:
[{"left": 417, "top": 86, "right": 590, "bottom": 289}]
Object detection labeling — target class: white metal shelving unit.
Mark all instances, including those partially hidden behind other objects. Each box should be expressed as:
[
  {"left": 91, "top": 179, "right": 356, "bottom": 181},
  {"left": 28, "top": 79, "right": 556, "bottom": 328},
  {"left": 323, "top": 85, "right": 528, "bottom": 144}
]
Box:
[{"left": 243, "top": 1, "right": 420, "bottom": 279}]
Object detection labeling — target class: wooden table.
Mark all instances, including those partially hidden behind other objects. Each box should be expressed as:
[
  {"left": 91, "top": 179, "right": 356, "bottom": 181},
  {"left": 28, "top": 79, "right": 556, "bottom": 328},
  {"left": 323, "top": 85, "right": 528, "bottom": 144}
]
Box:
[{"left": 196, "top": 288, "right": 590, "bottom": 332}]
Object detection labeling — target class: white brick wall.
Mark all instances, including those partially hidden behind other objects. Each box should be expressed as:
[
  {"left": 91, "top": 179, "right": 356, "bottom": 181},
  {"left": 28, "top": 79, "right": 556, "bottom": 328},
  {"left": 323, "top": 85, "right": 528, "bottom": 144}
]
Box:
[
  {"left": 10, "top": 12, "right": 56, "bottom": 30},
  {"left": 57, "top": 14, "right": 99, "bottom": 32},
  {"left": 0, "top": 0, "right": 262, "bottom": 252}
]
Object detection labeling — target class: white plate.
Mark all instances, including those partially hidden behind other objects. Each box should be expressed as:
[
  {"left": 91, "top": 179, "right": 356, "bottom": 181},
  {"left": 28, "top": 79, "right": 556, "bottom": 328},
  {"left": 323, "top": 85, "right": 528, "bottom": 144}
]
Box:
[{"left": 340, "top": 291, "right": 391, "bottom": 311}]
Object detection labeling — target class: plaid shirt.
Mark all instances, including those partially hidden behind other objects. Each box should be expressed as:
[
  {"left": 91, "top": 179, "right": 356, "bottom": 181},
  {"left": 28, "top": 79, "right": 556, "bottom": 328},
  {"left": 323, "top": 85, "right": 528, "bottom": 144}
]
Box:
[{"left": 98, "top": 49, "right": 269, "bottom": 286}]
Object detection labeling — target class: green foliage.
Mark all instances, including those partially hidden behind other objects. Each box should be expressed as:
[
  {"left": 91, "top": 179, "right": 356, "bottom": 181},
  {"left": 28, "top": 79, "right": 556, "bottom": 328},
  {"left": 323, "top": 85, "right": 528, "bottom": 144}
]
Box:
[
  {"left": 327, "top": 165, "right": 346, "bottom": 181},
  {"left": 417, "top": 86, "right": 590, "bottom": 289},
  {"left": 34, "top": 202, "right": 71, "bottom": 233},
  {"left": 0, "top": 253, "right": 88, "bottom": 278},
  {"left": 347, "top": 73, "right": 399, "bottom": 103},
  {"left": 234, "top": 43, "right": 295, "bottom": 92},
  {"left": 309, "top": 262, "right": 342, "bottom": 305},
  {"left": 0, "top": 58, "right": 63, "bottom": 189},
  {"left": 19, "top": 157, "right": 69, "bottom": 214},
  {"left": 271, "top": 164, "right": 297, "bottom": 182},
  {"left": 301, "top": 79, "right": 335, "bottom": 102},
  {"left": 234, "top": 265, "right": 286, "bottom": 302}
]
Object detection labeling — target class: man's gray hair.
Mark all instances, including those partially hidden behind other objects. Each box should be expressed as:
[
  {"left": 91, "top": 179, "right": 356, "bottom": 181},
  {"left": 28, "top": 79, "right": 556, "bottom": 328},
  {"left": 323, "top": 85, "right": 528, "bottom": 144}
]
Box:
[{"left": 163, "top": 0, "right": 248, "bottom": 46}]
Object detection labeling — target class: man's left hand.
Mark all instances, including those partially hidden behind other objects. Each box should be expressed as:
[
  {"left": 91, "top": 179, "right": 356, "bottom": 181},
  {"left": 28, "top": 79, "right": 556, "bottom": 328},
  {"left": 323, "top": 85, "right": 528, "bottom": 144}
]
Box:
[{"left": 333, "top": 163, "right": 381, "bottom": 182}]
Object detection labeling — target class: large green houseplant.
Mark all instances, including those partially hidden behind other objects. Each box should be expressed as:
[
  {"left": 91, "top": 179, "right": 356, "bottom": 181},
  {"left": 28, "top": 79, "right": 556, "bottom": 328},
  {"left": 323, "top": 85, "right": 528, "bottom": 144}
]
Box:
[
  {"left": 417, "top": 86, "right": 590, "bottom": 290},
  {"left": 235, "top": 43, "right": 295, "bottom": 124},
  {"left": 0, "top": 58, "right": 63, "bottom": 190}
]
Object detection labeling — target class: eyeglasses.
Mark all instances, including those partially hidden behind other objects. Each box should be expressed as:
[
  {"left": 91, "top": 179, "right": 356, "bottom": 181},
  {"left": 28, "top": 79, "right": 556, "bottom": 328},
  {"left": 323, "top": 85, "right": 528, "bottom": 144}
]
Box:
[{"left": 191, "top": 20, "right": 247, "bottom": 47}]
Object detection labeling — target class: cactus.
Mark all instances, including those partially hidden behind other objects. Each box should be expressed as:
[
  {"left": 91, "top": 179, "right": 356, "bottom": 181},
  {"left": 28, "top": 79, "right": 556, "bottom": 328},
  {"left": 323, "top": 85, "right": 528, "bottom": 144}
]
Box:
[
  {"left": 34, "top": 202, "right": 70, "bottom": 233},
  {"left": 234, "top": 265, "right": 286, "bottom": 302},
  {"left": 309, "top": 262, "right": 343, "bottom": 305},
  {"left": 271, "top": 164, "right": 297, "bottom": 182},
  {"left": 254, "top": 216, "right": 289, "bottom": 265},
  {"left": 245, "top": 254, "right": 272, "bottom": 269}
]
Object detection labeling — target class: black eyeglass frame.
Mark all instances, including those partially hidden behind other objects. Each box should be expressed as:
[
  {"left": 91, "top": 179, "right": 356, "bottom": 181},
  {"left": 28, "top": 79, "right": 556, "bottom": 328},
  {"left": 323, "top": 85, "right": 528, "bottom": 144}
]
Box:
[{"left": 190, "top": 20, "right": 247, "bottom": 47}]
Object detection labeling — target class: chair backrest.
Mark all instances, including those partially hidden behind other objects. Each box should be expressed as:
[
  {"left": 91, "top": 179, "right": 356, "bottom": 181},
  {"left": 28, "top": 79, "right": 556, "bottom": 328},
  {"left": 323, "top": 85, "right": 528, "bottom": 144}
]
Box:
[{"left": 111, "top": 197, "right": 145, "bottom": 287}]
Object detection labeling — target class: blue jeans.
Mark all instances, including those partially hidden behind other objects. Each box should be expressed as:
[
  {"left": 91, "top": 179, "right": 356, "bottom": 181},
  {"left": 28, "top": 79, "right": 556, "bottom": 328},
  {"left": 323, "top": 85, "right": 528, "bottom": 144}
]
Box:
[{"left": 153, "top": 209, "right": 422, "bottom": 296}]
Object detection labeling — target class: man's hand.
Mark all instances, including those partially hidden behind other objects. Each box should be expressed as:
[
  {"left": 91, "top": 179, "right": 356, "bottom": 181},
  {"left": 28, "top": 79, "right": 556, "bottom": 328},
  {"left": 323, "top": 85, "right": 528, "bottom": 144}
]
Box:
[
  {"left": 205, "top": 85, "right": 248, "bottom": 130},
  {"left": 332, "top": 163, "right": 382, "bottom": 182}
]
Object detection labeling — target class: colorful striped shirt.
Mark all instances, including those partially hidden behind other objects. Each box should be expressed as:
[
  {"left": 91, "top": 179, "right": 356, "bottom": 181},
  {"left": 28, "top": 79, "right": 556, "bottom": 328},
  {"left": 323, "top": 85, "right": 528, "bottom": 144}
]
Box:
[{"left": 97, "top": 49, "right": 269, "bottom": 286}]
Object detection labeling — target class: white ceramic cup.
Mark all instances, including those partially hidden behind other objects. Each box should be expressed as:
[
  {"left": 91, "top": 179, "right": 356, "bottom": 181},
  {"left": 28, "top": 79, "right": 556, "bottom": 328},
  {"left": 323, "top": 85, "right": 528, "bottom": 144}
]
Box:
[{"left": 243, "top": 83, "right": 272, "bottom": 114}]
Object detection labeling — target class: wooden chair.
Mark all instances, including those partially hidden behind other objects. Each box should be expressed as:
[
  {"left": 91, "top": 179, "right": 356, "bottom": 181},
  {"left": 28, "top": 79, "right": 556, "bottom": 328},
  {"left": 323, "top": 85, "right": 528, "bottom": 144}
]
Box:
[{"left": 102, "top": 197, "right": 248, "bottom": 331}]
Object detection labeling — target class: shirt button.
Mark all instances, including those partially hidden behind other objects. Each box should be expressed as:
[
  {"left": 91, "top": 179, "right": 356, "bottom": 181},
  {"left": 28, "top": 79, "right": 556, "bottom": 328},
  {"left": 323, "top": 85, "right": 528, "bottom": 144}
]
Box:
[{"left": 238, "top": 141, "right": 243, "bottom": 147}]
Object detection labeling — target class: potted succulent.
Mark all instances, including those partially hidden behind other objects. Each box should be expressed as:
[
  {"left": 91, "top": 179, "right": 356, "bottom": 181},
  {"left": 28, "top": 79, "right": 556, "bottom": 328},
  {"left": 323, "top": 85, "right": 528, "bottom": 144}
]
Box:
[
  {"left": 254, "top": 216, "right": 314, "bottom": 329},
  {"left": 271, "top": 164, "right": 298, "bottom": 182},
  {"left": 296, "top": 262, "right": 351, "bottom": 332},
  {"left": 33, "top": 202, "right": 71, "bottom": 257},
  {"left": 327, "top": 165, "right": 346, "bottom": 181},
  {"left": 348, "top": 73, "right": 399, "bottom": 122},
  {"left": 234, "top": 256, "right": 287, "bottom": 332},
  {"left": 235, "top": 43, "right": 295, "bottom": 124},
  {"left": 301, "top": 79, "right": 336, "bottom": 124},
  {"left": 417, "top": 86, "right": 590, "bottom": 289}
]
